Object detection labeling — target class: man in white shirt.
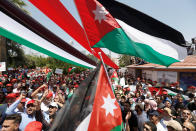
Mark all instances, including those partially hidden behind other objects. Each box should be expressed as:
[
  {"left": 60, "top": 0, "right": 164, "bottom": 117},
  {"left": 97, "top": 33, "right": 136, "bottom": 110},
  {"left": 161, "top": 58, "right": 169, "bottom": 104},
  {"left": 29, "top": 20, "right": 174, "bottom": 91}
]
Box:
[{"left": 149, "top": 110, "right": 167, "bottom": 131}]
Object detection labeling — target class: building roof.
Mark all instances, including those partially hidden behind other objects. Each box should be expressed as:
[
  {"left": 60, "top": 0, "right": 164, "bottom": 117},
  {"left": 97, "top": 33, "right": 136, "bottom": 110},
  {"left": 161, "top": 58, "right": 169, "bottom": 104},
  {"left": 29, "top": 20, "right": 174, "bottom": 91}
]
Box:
[{"left": 126, "top": 55, "right": 196, "bottom": 71}]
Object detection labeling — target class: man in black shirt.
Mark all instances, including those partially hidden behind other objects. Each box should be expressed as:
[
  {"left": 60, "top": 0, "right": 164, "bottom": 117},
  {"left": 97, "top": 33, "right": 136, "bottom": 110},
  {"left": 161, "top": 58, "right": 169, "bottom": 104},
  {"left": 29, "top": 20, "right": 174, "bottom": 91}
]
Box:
[{"left": 122, "top": 102, "right": 138, "bottom": 131}]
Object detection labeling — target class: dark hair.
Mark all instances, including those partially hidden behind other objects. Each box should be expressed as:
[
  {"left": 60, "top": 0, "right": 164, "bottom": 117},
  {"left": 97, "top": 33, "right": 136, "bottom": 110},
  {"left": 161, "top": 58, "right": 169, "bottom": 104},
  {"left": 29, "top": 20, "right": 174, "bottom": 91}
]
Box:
[
  {"left": 121, "top": 96, "right": 126, "bottom": 99},
  {"left": 5, "top": 114, "right": 22, "bottom": 125},
  {"left": 141, "top": 95, "right": 145, "bottom": 100},
  {"left": 145, "top": 121, "right": 157, "bottom": 131}
]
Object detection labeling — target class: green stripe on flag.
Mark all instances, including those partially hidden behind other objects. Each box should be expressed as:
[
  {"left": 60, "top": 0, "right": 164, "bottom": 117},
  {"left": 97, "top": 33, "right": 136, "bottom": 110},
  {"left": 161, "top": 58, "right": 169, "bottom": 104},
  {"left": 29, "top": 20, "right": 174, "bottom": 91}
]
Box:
[
  {"left": 0, "top": 27, "right": 92, "bottom": 69},
  {"left": 93, "top": 28, "right": 179, "bottom": 67},
  {"left": 111, "top": 122, "right": 124, "bottom": 131}
]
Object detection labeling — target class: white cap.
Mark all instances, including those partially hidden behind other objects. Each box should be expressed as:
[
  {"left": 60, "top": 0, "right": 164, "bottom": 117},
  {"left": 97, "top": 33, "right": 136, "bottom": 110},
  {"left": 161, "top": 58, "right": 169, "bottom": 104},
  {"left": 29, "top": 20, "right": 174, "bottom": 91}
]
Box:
[{"left": 49, "top": 102, "right": 58, "bottom": 108}]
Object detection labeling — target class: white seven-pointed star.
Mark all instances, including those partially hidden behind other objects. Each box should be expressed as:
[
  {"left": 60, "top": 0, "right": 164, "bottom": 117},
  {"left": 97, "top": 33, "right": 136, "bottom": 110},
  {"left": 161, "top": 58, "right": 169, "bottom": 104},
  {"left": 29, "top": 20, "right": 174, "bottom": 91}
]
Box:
[
  {"left": 101, "top": 94, "right": 117, "bottom": 116},
  {"left": 92, "top": 4, "right": 109, "bottom": 23}
]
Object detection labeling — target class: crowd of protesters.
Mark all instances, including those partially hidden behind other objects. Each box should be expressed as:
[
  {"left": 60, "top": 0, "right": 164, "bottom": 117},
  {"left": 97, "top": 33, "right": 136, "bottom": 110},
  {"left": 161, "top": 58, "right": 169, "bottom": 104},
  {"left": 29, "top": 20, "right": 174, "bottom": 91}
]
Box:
[
  {"left": 0, "top": 67, "right": 90, "bottom": 131},
  {"left": 0, "top": 67, "right": 196, "bottom": 131},
  {"left": 113, "top": 72, "right": 196, "bottom": 131}
]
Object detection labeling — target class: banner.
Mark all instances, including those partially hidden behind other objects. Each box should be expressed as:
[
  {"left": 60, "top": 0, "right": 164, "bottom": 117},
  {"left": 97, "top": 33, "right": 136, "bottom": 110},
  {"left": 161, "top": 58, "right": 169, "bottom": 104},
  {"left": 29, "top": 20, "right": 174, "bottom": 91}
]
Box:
[
  {"left": 157, "top": 71, "right": 177, "bottom": 83},
  {"left": 55, "top": 68, "right": 63, "bottom": 74},
  {"left": 0, "top": 62, "right": 6, "bottom": 71}
]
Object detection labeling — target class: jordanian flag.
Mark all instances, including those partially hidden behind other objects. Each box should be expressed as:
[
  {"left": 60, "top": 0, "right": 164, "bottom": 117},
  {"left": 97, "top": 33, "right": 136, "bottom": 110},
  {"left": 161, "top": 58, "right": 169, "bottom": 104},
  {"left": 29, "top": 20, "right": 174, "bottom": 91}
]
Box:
[
  {"left": 111, "top": 70, "right": 119, "bottom": 85},
  {"left": 74, "top": 0, "right": 187, "bottom": 67},
  {"left": 50, "top": 64, "right": 123, "bottom": 131}
]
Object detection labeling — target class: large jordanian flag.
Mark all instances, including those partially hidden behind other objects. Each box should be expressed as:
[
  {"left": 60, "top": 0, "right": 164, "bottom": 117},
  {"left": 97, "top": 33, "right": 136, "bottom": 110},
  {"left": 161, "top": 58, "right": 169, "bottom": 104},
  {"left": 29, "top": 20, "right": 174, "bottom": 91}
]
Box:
[
  {"left": 50, "top": 64, "right": 123, "bottom": 131},
  {"left": 74, "top": 0, "right": 187, "bottom": 67}
]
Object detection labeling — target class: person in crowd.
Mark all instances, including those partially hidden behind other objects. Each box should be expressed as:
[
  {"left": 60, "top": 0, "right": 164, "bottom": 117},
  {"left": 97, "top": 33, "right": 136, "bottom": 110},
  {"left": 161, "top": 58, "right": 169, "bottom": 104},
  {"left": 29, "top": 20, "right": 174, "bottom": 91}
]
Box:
[
  {"left": 6, "top": 84, "right": 14, "bottom": 94},
  {"left": 128, "top": 98, "right": 135, "bottom": 111},
  {"left": 187, "top": 96, "right": 196, "bottom": 111},
  {"left": 43, "top": 102, "right": 59, "bottom": 124},
  {"left": 149, "top": 110, "right": 167, "bottom": 131},
  {"left": 165, "top": 120, "right": 182, "bottom": 131},
  {"left": 123, "top": 102, "right": 138, "bottom": 131},
  {"left": 1, "top": 114, "right": 21, "bottom": 131},
  {"left": 1, "top": 66, "right": 196, "bottom": 131},
  {"left": 135, "top": 103, "right": 148, "bottom": 131},
  {"left": 162, "top": 107, "right": 174, "bottom": 123},
  {"left": 182, "top": 121, "right": 195, "bottom": 131},
  {"left": 5, "top": 93, "right": 48, "bottom": 130},
  {"left": 143, "top": 121, "right": 157, "bottom": 131}
]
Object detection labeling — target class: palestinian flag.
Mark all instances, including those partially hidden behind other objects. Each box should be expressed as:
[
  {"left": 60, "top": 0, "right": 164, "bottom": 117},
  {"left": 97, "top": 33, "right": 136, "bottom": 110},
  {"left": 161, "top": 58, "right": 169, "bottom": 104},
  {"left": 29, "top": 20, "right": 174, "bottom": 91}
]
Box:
[
  {"left": 68, "top": 67, "right": 76, "bottom": 73},
  {"left": 74, "top": 0, "right": 187, "bottom": 67},
  {"left": 0, "top": 7, "right": 95, "bottom": 69},
  {"left": 50, "top": 64, "right": 123, "bottom": 131}
]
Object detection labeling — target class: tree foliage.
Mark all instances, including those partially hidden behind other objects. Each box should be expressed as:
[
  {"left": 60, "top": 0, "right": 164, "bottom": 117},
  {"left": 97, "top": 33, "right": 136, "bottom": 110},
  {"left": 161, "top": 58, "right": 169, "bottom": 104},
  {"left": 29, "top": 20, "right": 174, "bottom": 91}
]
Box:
[
  {"left": 6, "top": 39, "right": 27, "bottom": 67},
  {"left": 118, "top": 55, "right": 147, "bottom": 67},
  {"left": 10, "top": 0, "right": 29, "bottom": 14},
  {"left": 3, "top": 0, "right": 29, "bottom": 67},
  {"left": 25, "top": 55, "right": 86, "bottom": 74},
  {"left": 119, "top": 55, "right": 132, "bottom": 67}
]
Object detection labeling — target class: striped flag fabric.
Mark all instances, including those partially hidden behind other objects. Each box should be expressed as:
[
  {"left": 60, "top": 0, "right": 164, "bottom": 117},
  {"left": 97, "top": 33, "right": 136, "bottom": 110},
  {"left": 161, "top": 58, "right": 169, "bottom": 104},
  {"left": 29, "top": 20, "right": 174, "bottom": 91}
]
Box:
[
  {"left": 0, "top": 11, "right": 94, "bottom": 69},
  {"left": 28, "top": 0, "right": 119, "bottom": 69},
  {"left": 74, "top": 0, "right": 187, "bottom": 67},
  {"left": 50, "top": 64, "right": 123, "bottom": 131}
]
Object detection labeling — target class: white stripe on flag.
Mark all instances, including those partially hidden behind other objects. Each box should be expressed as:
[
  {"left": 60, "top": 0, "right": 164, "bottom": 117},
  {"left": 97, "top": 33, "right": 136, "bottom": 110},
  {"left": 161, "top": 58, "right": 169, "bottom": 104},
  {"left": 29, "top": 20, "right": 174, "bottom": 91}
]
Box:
[
  {"left": 116, "top": 19, "right": 187, "bottom": 61},
  {"left": 76, "top": 112, "right": 92, "bottom": 131},
  {"left": 0, "top": 11, "right": 95, "bottom": 69}
]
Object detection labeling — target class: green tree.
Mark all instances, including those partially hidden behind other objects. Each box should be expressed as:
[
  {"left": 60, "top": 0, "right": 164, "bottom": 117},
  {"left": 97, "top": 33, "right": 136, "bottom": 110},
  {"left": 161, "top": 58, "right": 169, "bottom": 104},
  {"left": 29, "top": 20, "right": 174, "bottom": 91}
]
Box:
[
  {"left": 119, "top": 55, "right": 147, "bottom": 67},
  {"left": 10, "top": 0, "right": 29, "bottom": 14},
  {"left": 119, "top": 55, "right": 132, "bottom": 67},
  {"left": 0, "top": 0, "right": 28, "bottom": 68},
  {"left": 6, "top": 39, "right": 27, "bottom": 67}
]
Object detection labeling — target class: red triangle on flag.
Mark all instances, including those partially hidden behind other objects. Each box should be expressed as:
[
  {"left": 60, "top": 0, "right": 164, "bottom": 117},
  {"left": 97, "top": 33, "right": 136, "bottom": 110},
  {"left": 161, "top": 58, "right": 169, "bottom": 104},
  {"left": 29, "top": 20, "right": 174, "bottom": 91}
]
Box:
[
  {"left": 74, "top": 0, "right": 120, "bottom": 47},
  {"left": 111, "top": 70, "right": 118, "bottom": 79},
  {"left": 88, "top": 65, "right": 122, "bottom": 131}
]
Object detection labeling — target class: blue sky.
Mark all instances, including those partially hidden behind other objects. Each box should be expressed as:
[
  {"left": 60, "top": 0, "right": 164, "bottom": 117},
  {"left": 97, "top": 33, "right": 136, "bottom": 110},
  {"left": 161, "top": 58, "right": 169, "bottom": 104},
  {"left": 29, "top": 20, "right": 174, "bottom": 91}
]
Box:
[{"left": 22, "top": 0, "right": 196, "bottom": 57}]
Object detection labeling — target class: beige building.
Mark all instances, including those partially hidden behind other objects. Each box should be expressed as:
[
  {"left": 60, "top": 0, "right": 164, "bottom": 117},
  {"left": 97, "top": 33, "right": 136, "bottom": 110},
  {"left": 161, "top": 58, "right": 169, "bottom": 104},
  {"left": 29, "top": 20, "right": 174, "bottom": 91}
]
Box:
[{"left": 126, "top": 55, "right": 196, "bottom": 90}]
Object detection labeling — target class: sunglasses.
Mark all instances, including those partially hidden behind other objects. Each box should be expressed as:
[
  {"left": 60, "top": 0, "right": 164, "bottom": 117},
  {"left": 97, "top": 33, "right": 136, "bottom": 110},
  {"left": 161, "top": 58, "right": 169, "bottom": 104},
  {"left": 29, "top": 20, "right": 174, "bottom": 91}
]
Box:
[
  {"left": 183, "top": 112, "right": 190, "bottom": 115},
  {"left": 27, "top": 104, "right": 34, "bottom": 108},
  {"left": 182, "top": 125, "right": 191, "bottom": 131}
]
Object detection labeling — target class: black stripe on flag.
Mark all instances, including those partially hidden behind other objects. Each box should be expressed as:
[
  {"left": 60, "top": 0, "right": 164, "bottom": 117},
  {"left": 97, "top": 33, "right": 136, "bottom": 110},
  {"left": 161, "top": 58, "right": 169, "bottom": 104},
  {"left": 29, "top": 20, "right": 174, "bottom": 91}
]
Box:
[
  {"left": 98, "top": 0, "right": 186, "bottom": 47},
  {"left": 50, "top": 64, "right": 101, "bottom": 131}
]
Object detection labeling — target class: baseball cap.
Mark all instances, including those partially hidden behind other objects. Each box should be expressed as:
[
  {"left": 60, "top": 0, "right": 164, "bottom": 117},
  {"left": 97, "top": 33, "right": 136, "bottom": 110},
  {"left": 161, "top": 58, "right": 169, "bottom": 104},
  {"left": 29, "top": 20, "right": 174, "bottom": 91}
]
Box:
[
  {"left": 49, "top": 102, "right": 58, "bottom": 108},
  {"left": 24, "top": 121, "right": 42, "bottom": 131},
  {"left": 165, "top": 120, "right": 182, "bottom": 131},
  {"left": 164, "top": 107, "right": 172, "bottom": 116},
  {"left": 162, "top": 90, "right": 168, "bottom": 95},
  {"left": 16, "top": 97, "right": 27, "bottom": 103},
  {"left": 3, "top": 74, "right": 7, "bottom": 77},
  {"left": 6, "top": 83, "right": 12, "bottom": 87},
  {"left": 6, "top": 93, "right": 17, "bottom": 99},
  {"left": 149, "top": 110, "right": 159, "bottom": 116},
  {"left": 27, "top": 100, "right": 35, "bottom": 105},
  {"left": 165, "top": 98, "right": 172, "bottom": 104}
]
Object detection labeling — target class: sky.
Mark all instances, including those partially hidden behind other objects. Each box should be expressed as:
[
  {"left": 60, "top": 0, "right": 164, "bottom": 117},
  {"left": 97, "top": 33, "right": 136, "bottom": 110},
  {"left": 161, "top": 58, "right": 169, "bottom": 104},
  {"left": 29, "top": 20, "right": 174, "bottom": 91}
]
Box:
[{"left": 21, "top": 0, "right": 196, "bottom": 58}]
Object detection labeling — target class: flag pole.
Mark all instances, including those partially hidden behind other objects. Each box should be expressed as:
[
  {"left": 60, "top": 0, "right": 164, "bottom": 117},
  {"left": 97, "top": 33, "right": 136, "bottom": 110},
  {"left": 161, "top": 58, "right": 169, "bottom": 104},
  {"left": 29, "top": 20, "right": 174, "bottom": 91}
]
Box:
[{"left": 98, "top": 52, "right": 113, "bottom": 89}]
